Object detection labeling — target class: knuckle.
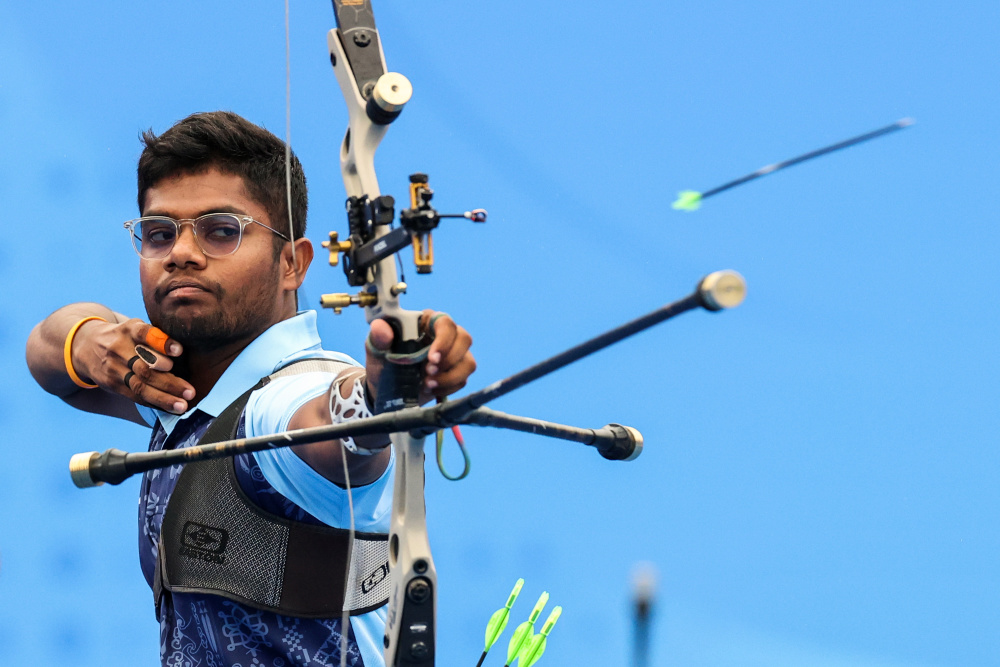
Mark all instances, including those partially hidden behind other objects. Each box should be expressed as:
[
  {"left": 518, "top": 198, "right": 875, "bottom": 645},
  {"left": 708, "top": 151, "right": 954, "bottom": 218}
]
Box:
[{"left": 136, "top": 382, "right": 154, "bottom": 401}]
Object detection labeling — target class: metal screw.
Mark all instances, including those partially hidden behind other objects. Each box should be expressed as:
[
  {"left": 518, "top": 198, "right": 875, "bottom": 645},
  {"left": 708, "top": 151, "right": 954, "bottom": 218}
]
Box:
[
  {"left": 414, "top": 559, "right": 428, "bottom": 574},
  {"left": 407, "top": 577, "right": 431, "bottom": 604},
  {"left": 410, "top": 642, "right": 429, "bottom": 659},
  {"left": 353, "top": 31, "right": 371, "bottom": 47}
]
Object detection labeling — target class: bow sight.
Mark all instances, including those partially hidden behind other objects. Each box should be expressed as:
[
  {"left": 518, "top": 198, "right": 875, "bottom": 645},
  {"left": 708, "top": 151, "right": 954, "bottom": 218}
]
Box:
[{"left": 320, "top": 173, "right": 487, "bottom": 313}]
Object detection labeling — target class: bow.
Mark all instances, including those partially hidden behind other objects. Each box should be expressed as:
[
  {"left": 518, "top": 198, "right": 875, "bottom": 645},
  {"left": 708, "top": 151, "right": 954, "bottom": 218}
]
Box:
[{"left": 67, "top": 3, "right": 747, "bottom": 665}]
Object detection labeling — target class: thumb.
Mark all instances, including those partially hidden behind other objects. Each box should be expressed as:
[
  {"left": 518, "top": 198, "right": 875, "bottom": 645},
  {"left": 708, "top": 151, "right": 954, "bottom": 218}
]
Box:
[{"left": 368, "top": 318, "right": 394, "bottom": 353}]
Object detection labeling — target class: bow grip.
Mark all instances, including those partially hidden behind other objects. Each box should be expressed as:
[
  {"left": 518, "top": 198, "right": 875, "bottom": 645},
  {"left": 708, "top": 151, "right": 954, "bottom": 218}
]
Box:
[{"left": 373, "top": 317, "right": 434, "bottom": 413}]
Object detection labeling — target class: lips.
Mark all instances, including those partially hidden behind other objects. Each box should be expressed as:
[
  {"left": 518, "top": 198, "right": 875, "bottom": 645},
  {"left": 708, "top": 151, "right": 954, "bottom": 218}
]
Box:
[{"left": 157, "top": 280, "right": 216, "bottom": 302}]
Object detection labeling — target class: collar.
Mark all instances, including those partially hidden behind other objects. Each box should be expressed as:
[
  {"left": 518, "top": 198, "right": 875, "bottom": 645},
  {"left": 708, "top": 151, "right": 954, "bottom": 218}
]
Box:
[{"left": 149, "top": 310, "right": 324, "bottom": 436}]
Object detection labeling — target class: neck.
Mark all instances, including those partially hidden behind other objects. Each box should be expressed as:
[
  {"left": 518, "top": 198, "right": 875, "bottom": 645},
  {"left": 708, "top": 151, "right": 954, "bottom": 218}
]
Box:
[
  {"left": 173, "top": 305, "right": 299, "bottom": 406},
  {"left": 172, "top": 340, "right": 250, "bottom": 406}
]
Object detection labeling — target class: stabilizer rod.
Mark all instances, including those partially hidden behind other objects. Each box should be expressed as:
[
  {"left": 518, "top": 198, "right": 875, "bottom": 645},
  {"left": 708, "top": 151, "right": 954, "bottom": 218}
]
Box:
[
  {"left": 68, "top": 270, "right": 745, "bottom": 488},
  {"left": 69, "top": 409, "right": 641, "bottom": 488},
  {"left": 434, "top": 270, "right": 746, "bottom": 424},
  {"left": 465, "top": 407, "right": 643, "bottom": 462}
]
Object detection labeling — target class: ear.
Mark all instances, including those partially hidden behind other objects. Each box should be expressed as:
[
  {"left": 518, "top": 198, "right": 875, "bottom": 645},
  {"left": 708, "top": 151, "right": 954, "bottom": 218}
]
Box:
[{"left": 280, "top": 237, "right": 314, "bottom": 292}]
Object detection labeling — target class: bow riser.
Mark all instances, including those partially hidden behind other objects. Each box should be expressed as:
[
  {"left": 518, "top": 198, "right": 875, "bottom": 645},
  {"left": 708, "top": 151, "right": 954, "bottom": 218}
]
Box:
[
  {"left": 328, "top": 5, "right": 436, "bottom": 664},
  {"left": 327, "top": 28, "right": 417, "bottom": 335}
]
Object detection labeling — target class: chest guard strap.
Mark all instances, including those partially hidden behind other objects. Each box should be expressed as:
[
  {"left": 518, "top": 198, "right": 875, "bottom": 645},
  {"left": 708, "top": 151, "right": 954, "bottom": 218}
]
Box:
[{"left": 154, "top": 359, "right": 391, "bottom": 618}]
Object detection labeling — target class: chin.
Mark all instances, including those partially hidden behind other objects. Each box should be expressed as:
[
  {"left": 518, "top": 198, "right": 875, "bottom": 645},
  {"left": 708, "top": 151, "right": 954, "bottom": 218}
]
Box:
[{"left": 154, "top": 309, "right": 269, "bottom": 353}]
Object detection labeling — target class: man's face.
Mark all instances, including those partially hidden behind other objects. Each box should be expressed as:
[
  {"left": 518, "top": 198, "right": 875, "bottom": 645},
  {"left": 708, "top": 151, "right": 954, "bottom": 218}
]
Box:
[{"left": 139, "top": 167, "right": 286, "bottom": 352}]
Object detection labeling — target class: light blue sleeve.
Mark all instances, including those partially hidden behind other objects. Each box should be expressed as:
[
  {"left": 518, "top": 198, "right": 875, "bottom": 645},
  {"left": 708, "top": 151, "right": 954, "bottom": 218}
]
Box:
[
  {"left": 245, "top": 373, "right": 395, "bottom": 534},
  {"left": 354, "top": 606, "right": 389, "bottom": 667},
  {"left": 248, "top": 366, "right": 393, "bottom": 667}
]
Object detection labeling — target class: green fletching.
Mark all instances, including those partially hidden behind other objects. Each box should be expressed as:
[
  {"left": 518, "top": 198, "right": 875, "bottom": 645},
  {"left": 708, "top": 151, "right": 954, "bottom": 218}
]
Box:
[
  {"left": 484, "top": 579, "right": 524, "bottom": 651},
  {"left": 519, "top": 606, "right": 562, "bottom": 667},
  {"left": 671, "top": 190, "right": 703, "bottom": 211},
  {"left": 506, "top": 621, "right": 533, "bottom": 666},
  {"left": 519, "top": 635, "right": 547, "bottom": 667},
  {"left": 485, "top": 608, "right": 511, "bottom": 651},
  {"left": 505, "top": 592, "right": 548, "bottom": 666}
]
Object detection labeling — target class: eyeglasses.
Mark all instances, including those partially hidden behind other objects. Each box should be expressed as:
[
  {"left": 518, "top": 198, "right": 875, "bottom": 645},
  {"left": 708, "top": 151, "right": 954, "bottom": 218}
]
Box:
[{"left": 124, "top": 213, "right": 290, "bottom": 259}]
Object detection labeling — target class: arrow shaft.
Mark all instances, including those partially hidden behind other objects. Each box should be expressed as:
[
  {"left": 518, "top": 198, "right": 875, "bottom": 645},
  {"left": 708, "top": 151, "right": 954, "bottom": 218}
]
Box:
[{"left": 701, "top": 118, "right": 912, "bottom": 200}]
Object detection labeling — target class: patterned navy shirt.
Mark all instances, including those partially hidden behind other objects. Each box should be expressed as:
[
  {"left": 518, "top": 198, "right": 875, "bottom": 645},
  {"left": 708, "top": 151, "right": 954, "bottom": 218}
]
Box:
[
  {"left": 139, "top": 413, "right": 362, "bottom": 667},
  {"left": 135, "top": 312, "right": 392, "bottom": 667}
]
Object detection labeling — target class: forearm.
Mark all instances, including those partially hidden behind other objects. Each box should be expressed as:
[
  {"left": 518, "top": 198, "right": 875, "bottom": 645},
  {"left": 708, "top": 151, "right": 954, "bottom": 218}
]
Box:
[
  {"left": 26, "top": 303, "right": 125, "bottom": 398},
  {"left": 287, "top": 368, "right": 391, "bottom": 487}
]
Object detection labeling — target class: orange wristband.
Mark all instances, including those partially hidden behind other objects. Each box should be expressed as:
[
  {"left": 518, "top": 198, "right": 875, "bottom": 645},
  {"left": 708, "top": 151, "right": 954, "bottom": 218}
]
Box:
[{"left": 64, "top": 316, "right": 107, "bottom": 389}]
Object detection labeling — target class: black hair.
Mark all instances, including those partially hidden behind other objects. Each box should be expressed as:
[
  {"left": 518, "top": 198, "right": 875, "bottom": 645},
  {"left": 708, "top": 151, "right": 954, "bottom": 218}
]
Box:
[{"left": 137, "top": 111, "right": 306, "bottom": 254}]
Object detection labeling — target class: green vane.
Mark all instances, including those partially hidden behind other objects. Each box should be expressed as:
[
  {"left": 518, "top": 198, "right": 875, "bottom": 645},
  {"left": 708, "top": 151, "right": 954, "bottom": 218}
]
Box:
[
  {"left": 475, "top": 578, "right": 524, "bottom": 667},
  {"left": 505, "top": 591, "right": 549, "bottom": 667},
  {"left": 672, "top": 117, "right": 913, "bottom": 211},
  {"left": 672, "top": 190, "right": 703, "bottom": 211},
  {"left": 517, "top": 606, "right": 562, "bottom": 667}
]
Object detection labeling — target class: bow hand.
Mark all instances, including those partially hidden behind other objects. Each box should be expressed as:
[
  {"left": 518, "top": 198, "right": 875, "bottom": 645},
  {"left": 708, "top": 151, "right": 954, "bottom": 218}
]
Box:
[{"left": 365, "top": 310, "right": 476, "bottom": 408}]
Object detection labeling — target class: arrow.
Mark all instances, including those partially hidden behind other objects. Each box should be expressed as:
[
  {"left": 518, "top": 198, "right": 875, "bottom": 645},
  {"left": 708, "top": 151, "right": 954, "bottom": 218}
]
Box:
[
  {"left": 517, "top": 606, "right": 562, "bottom": 667},
  {"left": 672, "top": 117, "right": 914, "bottom": 211},
  {"left": 475, "top": 578, "right": 524, "bottom": 667},
  {"left": 505, "top": 591, "right": 549, "bottom": 667}
]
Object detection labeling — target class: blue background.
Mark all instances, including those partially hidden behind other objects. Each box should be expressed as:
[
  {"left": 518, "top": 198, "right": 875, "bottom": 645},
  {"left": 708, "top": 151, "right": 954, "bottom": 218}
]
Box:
[{"left": 1, "top": 1, "right": 998, "bottom": 665}]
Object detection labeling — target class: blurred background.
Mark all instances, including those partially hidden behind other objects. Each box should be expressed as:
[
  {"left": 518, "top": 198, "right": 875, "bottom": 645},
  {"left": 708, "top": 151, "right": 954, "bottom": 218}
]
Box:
[{"left": 1, "top": 1, "right": 997, "bottom": 665}]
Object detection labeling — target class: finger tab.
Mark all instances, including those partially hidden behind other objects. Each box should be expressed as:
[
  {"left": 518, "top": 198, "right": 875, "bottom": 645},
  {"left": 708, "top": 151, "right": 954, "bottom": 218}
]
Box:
[{"left": 145, "top": 327, "right": 169, "bottom": 354}]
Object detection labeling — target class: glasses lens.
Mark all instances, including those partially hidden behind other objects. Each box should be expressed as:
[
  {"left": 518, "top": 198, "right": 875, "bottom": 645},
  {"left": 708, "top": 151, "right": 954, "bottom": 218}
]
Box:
[
  {"left": 135, "top": 218, "right": 178, "bottom": 258},
  {"left": 195, "top": 214, "right": 243, "bottom": 256}
]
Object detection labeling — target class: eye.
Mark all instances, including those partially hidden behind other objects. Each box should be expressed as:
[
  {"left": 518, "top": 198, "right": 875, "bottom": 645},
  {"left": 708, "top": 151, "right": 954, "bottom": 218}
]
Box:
[
  {"left": 199, "top": 215, "right": 241, "bottom": 241},
  {"left": 143, "top": 222, "right": 176, "bottom": 246}
]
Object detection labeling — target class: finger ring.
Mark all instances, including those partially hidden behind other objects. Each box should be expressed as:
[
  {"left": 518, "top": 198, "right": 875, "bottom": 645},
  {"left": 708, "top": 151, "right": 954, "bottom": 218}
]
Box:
[
  {"left": 123, "top": 371, "right": 137, "bottom": 391},
  {"left": 365, "top": 335, "right": 387, "bottom": 360},
  {"left": 428, "top": 312, "right": 449, "bottom": 329},
  {"left": 134, "top": 345, "right": 158, "bottom": 365},
  {"left": 127, "top": 355, "right": 141, "bottom": 372}
]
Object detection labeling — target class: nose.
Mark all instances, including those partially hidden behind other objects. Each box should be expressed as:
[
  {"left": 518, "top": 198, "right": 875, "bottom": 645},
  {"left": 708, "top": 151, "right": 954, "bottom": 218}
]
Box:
[{"left": 164, "top": 221, "right": 207, "bottom": 269}]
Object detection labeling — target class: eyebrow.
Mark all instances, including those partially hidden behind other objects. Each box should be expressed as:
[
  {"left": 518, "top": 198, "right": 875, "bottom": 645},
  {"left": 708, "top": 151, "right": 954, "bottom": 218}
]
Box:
[{"left": 142, "top": 205, "right": 250, "bottom": 219}]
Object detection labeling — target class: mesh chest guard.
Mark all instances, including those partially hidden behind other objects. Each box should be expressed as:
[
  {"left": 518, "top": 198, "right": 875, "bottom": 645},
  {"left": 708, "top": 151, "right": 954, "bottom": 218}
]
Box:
[{"left": 154, "top": 359, "right": 391, "bottom": 618}]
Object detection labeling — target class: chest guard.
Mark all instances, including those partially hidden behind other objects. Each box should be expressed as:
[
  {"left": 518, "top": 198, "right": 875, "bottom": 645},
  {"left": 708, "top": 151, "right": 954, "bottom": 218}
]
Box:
[{"left": 154, "top": 359, "right": 391, "bottom": 618}]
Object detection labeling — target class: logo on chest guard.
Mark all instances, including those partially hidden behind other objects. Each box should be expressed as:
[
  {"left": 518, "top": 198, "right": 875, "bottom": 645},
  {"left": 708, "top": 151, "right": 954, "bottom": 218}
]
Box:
[
  {"left": 179, "top": 521, "right": 229, "bottom": 564},
  {"left": 362, "top": 561, "right": 390, "bottom": 594}
]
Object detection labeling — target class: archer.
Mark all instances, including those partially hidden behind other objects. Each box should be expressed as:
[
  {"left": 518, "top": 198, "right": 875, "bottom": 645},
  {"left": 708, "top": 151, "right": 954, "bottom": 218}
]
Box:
[{"left": 25, "top": 111, "right": 476, "bottom": 667}]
